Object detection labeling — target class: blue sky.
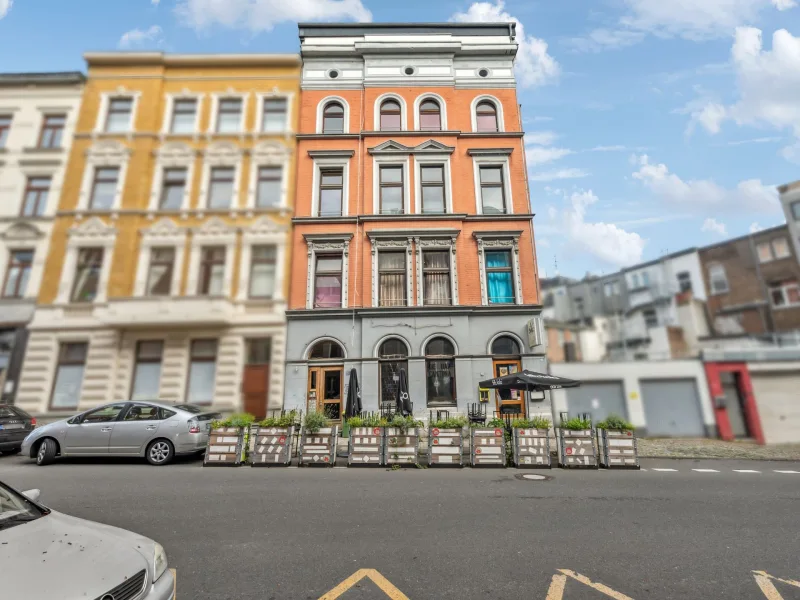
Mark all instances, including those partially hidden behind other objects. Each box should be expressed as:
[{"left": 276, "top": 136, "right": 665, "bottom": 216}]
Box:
[{"left": 1, "top": 0, "right": 798, "bottom": 278}]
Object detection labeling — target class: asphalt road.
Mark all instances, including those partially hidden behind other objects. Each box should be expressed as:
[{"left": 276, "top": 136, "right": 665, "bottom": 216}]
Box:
[{"left": 1, "top": 454, "right": 799, "bottom": 600}]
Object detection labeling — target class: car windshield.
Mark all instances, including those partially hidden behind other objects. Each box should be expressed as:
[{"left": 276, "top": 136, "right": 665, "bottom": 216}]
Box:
[{"left": 0, "top": 483, "right": 45, "bottom": 530}]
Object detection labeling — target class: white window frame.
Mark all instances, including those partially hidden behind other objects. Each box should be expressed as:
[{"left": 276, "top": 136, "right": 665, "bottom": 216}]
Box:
[
  {"left": 373, "top": 155, "right": 411, "bottom": 215},
  {"left": 133, "top": 218, "right": 187, "bottom": 297},
  {"left": 471, "top": 154, "right": 513, "bottom": 215},
  {"left": 413, "top": 93, "right": 448, "bottom": 131},
  {"left": 160, "top": 93, "right": 203, "bottom": 136},
  {"left": 316, "top": 96, "right": 350, "bottom": 134},
  {"left": 475, "top": 232, "right": 522, "bottom": 306},
  {"left": 147, "top": 142, "right": 196, "bottom": 213},
  {"left": 76, "top": 141, "right": 131, "bottom": 212},
  {"left": 771, "top": 237, "right": 791, "bottom": 260},
  {"left": 470, "top": 94, "right": 505, "bottom": 133},
  {"left": 207, "top": 92, "right": 248, "bottom": 135},
  {"left": 55, "top": 217, "right": 116, "bottom": 304},
  {"left": 256, "top": 92, "right": 294, "bottom": 135},
  {"left": 17, "top": 163, "right": 58, "bottom": 217},
  {"left": 369, "top": 236, "right": 414, "bottom": 308},
  {"left": 756, "top": 241, "right": 774, "bottom": 263},
  {"left": 414, "top": 234, "right": 459, "bottom": 306},
  {"left": 237, "top": 217, "right": 287, "bottom": 302},
  {"left": 186, "top": 217, "right": 237, "bottom": 298},
  {"left": 414, "top": 154, "right": 453, "bottom": 214},
  {"left": 769, "top": 280, "right": 800, "bottom": 309},
  {"left": 373, "top": 93, "right": 408, "bottom": 132},
  {"left": 94, "top": 90, "right": 141, "bottom": 135},
  {"left": 247, "top": 141, "right": 291, "bottom": 210},
  {"left": 708, "top": 264, "right": 729, "bottom": 295},
  {"left": 304, "top": 234, "right": 352, "bottom": 309},
  {"left": 197, "top": 142, "right": 243, "bottom": 212},
  {"left": 311, "top": 154, "right": 351, "bottom": 217}
]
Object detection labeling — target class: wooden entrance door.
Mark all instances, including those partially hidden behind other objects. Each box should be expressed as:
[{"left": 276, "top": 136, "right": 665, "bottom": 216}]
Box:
[
  {"left": 242, "top": 339, "right": 271, "bottom": 419},
  {"left": 493, "top": 359, "right": 525, "bottom": 417},
  {"left": 307, "top": 366, "right": 344, "bottom": 423}
]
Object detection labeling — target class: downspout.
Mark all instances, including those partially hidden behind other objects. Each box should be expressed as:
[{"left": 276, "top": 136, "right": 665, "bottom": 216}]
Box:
[
  {"left": 518, "top": 102, "right": 539, "bottom": 305},
  {"left": 351, "top": 76, "right": 366, "bottom": 349}
]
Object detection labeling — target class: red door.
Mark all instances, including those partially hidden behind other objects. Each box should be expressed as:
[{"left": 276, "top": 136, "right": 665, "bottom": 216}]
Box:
[{"left": 242, "top": 339, "right": 272, "bottom": 419}]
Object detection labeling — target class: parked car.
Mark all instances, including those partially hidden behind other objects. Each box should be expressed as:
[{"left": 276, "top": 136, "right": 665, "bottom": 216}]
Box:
[
  {"left": 0, "top": 479, "right": 174, "bottom": 599},
  {"left": 0, "top": 404, "right": 36, "bottom": 455},
  {"left": 21, "top": 401, "right": 221, "bottom": 466}
]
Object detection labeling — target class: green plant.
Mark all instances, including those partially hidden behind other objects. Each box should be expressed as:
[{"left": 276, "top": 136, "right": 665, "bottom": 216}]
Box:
[
  {"left": 560, "top": 416, "right": 593, "bottom": 431},
  {"left": 388, "top": 414, "right": 422, "bottom": 433},
  {"left": 429, "top": 415, "right": 468, "bottom": 429},
  {"left": 210, "top": 413, "right": 256, "bottom": 430},
  {"left": 509, "top": 416, "right": 552, "bottom": 430},
  {"left": 390, "top": 464, "right": 401, "bottom": 471},
  {"left": 346, "top": 415, "right": 365, "bottom": 428},
  {"left": 596, "top": 414, "right": 634, "bottom": 431},
  {"left": 486, "top": 417, "right": 506, "bottom": 428},
  {"left": 304, "top": 410, "right": 329, "bottom": 433},
  {"left": 259, "top": 410, "right": 298, "bottom": 428}
]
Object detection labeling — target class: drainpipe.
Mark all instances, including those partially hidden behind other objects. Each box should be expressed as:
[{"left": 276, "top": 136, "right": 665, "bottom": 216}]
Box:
[{"left": 518, "top": 103, "right": 540, "bottom": 306}]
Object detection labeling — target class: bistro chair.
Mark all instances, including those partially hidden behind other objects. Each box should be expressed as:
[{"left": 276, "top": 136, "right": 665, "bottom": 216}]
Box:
[
  {"left": 467, "top": 403, "right": 486, "bottom": 425},
  {"left": 380, "top": 402, "right": 396, "bottom": 419}
]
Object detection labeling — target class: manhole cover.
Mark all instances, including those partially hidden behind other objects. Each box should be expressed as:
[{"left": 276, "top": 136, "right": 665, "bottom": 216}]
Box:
[{"left": 514, "top": 473, "right": 553, "bottom": 482}]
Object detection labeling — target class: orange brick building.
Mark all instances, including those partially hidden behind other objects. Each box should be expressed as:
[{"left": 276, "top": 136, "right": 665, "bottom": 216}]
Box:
[{"left": 284, "top": 23, "right": 547, "bottom": 420}]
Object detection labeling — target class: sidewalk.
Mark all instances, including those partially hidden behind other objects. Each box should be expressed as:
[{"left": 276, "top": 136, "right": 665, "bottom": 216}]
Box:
[{"left": 639, "top": 438, "right": 800, "bottom": 460}]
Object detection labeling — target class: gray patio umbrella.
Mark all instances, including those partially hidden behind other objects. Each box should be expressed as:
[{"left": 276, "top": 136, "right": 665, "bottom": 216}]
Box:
[
  {"left": 479, "top": 370, "right": 581, "bottom": 392},
  {"left": 397, "top": 368, "right": 412, "bottom": 416},
  {"left": 344, "top": 368, "right": 361, "bottom": 418}
]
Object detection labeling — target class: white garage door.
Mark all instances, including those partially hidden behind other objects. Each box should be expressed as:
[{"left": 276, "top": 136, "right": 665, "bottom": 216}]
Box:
[
  {"left": 751, "top": 373, "right": 800, "bottom": 445},
  {"left": 640, "top": 379, "right": 706, "bottom": 437},
  {"left": 565, "top": 381, "right": 627, "bottom": 424}
]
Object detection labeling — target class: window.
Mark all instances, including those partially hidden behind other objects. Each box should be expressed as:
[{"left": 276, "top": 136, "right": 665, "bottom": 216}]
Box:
[
  {"left": 319, "top": 168, "right": 344, "bottom": 216},
  {"left": 769, "top": 280, "right": 800, "bottom": 308},
  {"left": 71, "top": 248, "right": 104, "bottom": 303},
  {"left": 3, "top": 250, "right": 33, "bottom": 298},
  {"left": 772, "top": 237, "right": 791, "bottom": 259},
  {"left": 198, "top": 247, "right": 225, "bottom": 295},
  {"left": 50, "top": 342, "right": 88, "bottom": 409},
  {"left": 476, "top": 100, "right": 499, "bottom": 132},
  {"left": 322, "top": 102, "right": 344, "bottom": 134},
  {"left": 262, "top": 98, "right": 287, "bottom": 132},
  {"left": 641, "top": 272, "right": 650, "bottom": 286},
  {"left": 216, "top": 98, "right": 242, "bottom": 133},
  {"left": 89, "top": 167, "right": 119, "bottom": 210},
  {"left": 492, "top": 336, "right": 520, "bottom": 355},
  {"left": 21, "top": 176, "right": 51, "bottom": 216},
  {"left": 677, "top": 271, "right": 692, "bottom": 293},
  {"left": 379, "top": 166, "right": 404, "bottom": 214},
  {"left": 425, "top": 337, "right": 455, "bottom": 406},
  {"left": 708, "top": 264, "right": 729, "bottom": 294},
  {"left": 631, "top": 274, "right": 640, "bottom": 288},
  {"left": 378, "top": 251, "right": 406, "bottom": 307},
  {"left": 420, "top": 165, "right": 445, "bottom": 214},
  {"left": 792, "top": 201, "right": 800, "bottom": 221},
  {"left": 186, "top": 340, "right": 217, "bottom": 404},
  {"left": 170, "top": 99, "right": 197, "bottom": 134},
  {"left": 249, "top": 245, "right": 276, "bottom": 299},
  {"left": 130, "top": 341, "right": 164, "bottom": 400},
  {"left": 643, "top": 309, "right": 658, "bottom": 328},
  {"left": 0, "top": 115, "right": 10, "bottom": 148},
  {"left": 604, "top": 282, "right": 613, "bottom": 297},
  {"left": 256, "top": 166, "right": 282, "bottom": 208},
  {"left": 105, "top": 97, "right": 133, "bottom": 133},
  {"left": 123, "top": 403, "right": 162, "bottom": 421},
  {"left": 159, "top": 168, "right": 187, "bottom": 210},
  {"left": 485, "top": 250, "right": 514, "bottom": 304},
  {"left": 419, "top": 99, "right": 441, "bottom": 131},
  {"left": 479, "top": 166, "right": 506, "bottom": 214},
  {"left": 757, "top": 242, "right": 773, "bottom": 263},
  {"left": 38, "top": 114, "right": 66, "bottom": 149},
  {"left": 309, "top": 340, "right": 344, "bottom": 359},
  {"left": 207, "top": 166, "right": 235, "bottom": 209},
  {"left": 82, "top": 403, "right": 127, "bottom": 423},
  {"left": 247, "top": 338, "right": 272, "bottom": 364},
  {"left": 422, "top": 250, "right": 451, "bottom": 306},
  {"left": 145, "top": 247, "right": 175, "bottom": 296},
  {"left": 314, "top": 255, "right": 343, "bottom": 308},
  {"left": 380, "top": 99, "right": 402, "bottom": 131},
  {"left": 379, "top": 339, "right": 408, "bottom": 407}
]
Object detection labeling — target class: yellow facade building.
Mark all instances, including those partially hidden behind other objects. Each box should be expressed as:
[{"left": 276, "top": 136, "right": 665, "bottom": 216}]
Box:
[{"left": 16, "top": 52, "right": 300, "bottom": 417}]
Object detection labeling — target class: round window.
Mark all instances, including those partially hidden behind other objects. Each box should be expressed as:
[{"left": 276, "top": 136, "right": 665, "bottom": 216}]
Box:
[
  {"left": 478, "top": 68, "right": 490, "bottom": 78},
  {"left": 404, "top": 66, "right": 416, "bottom": 76},
  {"left": 327, "top": 69, "right": 340, "bottom": 79}
]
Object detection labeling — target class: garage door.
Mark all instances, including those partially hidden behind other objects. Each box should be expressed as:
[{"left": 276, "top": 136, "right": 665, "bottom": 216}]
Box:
[
  {"left": 640, "top": 379, "right": 705, "bottom": 437},
  {"left": 565, "top": 381, "right": 627, "bottom": 423},
  {"left": 751, "top": 373, "right": 800, "bottom": 445}
]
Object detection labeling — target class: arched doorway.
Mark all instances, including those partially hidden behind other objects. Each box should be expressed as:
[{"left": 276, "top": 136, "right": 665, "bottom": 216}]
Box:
[
  {"left": 307, "top": 339, "right": 345, "bottom": 422},
  {"left": 491, "top": 335, "right": 525, "bottom": 417},
  {"left": 378, "top": 338, "right": 408, "bottom": 410}
]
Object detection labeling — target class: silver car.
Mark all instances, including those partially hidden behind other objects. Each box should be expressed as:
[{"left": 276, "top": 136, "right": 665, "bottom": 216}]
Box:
[
  {"left": 0, "top": 480, "right": 174, "bottom": 599},
  {"left": 21, "top": 401, "right": 221, "bottom": 466}
]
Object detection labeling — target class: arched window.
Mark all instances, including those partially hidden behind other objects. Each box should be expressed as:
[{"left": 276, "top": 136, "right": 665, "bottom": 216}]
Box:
[
  {"left": 380, "top": 99, "right": 402, "bottom": 131},
  {"left": 419, "top": 99, "right": 441, "bottom": 131},
  {"left": 308, "top": 339, "right": 345, "bottom": 360},
  {"left": 425, "top": 337, "right": 456, "bottom": 406},
  {"left": 475, "top": 100, "right": 499, "bottom": 132},
  {"left": 379, "top": 339, "right": 409, "bottom": 408},
  {"left": 322, "top": 102, "right": 344, "bottom": 134},
  {"left": 491, "top": 336, "right": 520, "bottom": 356}
]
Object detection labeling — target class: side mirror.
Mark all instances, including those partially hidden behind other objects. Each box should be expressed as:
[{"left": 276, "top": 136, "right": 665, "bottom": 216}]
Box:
[
  {"left": 22, "top": 489, "right": 41, "bottom": 502},
  {"left": 68, "top": 416, "right": 82, "bottom": 425}
]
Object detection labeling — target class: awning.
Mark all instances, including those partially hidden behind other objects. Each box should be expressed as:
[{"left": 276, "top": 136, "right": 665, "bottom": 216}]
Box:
[{"left": 479, "top": 370, "right": 581, "bottom": 392}]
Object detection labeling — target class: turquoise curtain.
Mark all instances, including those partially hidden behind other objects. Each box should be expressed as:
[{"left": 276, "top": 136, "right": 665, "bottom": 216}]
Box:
[{"left": 486, "top": 251, "right": 513, "bottom": 304}]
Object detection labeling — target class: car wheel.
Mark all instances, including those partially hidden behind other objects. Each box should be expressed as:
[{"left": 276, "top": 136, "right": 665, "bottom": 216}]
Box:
[
  {"left": 146, "top": 440, "right": 174, "bottom": 466},
  {"left": 36, "top": 439, "right": 57, "bottom": 466}
]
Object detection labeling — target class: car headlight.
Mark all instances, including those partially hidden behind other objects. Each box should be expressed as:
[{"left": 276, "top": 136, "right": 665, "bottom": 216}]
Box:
[{"left": 153, "top": 542, "right": 168, "bottom": 582}]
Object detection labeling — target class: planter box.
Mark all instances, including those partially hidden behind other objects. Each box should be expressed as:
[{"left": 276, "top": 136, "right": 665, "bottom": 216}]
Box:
[
  {"left": 470, "top": 427, "right": 507, "bottom": 467},
  {"left": 384, "top": 427, "right": 420, "bottom": 466},
  {"left": 249, "top": 426, "right": 295, "bottom": 466},
  {"left": 299, "top": 426, "right": 338, "bottom": 466},
  {"left": 597, "top": 428, "right": 640, "bottom": 469},
  {"left": 427, "top": 427, "right": 464, "bottom": 467},
  {"left": 204, "top": 427, "right": 244, "bottom": 466},
  {"left": 348, "top": 427, "right": 385, "bottom": 466},
  {"left": 512, "top": 428, "right": 552, "bottom": 468},
  {"left": 557, "top": 428, "right": 598, "bottom": 469}
]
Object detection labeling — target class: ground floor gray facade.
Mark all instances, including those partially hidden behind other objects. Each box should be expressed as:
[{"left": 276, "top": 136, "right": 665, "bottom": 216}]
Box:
[{"left": 284, "top": 306, "right": 548, "bottom": 420}]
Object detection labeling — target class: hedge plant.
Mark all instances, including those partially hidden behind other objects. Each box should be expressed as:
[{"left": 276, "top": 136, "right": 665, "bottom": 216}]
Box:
[
  {"left": 429, "top": 415, "right": 468, "bottom": 429},
  {"left": 560, "top": 416, "right": 593, "bottom": 431},
  {"left": 510, "top": 416, "right": 552, "bottom": 430},
  {"left": 258, "top": 410, "right": 298, "bottom": 428},
  {"left": 210, "top": 413, "right": 256, "bottom": 430},
  {"left": 596, "top": 414, "right": 634, "bottom": 431},
  {"left": 304, "top": 411, "right": 329, "bottom": 433}
]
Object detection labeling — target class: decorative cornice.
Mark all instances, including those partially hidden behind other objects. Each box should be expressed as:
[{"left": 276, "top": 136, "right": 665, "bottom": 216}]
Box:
[
  {"left": 368, "top": 139, "right": 454, "bottom": 155},
  {"left": 473, "top": 230, "right": 523, "bottom": 240},
  {"left": 307, "top": 150, "right": 355, "bottom": 158},
  {"left": 303, "top": 232, "right": 354, "bottom": 243},
  {"left": 467, "top": 148, "right": 513, "bottom": 157}
]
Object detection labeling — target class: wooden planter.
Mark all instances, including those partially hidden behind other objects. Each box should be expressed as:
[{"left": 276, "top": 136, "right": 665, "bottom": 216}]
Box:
[
  {"left": 512, "top": 428, "right": 552, "bottom": 468},
  {"left": 299, "top": 426, "right": 338, "bottom": 466},
  {"left": 470, "top": 427, "right": 507, "bottom": 467},
  {"left": 204, "top": 427, "right": 244, "bottom": 466},
  {"left": 348, "top": 427, "right": 385, "bottom": 466},
  {"left": 597, "top": 428, "right": 640, "bottom": 469},
  {"left": 384, "top": 427, "right": 420, "bottom": 466},
  {"left": 427, "top": 427, "right": 464, "bottom": 467},
  {"left": 249, "top": 426, "right": 295, "bottom": 466},
  {"left": 557, "top": 428, "right": 598, "bottom": 469}
]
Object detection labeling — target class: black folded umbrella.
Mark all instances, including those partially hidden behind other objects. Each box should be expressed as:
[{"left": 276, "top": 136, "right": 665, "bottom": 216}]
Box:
[
  {"left": 344, "top": 368, "right": 361, "bottom": 419},
  {"left": 397, "top": 368, "right": 412, "bottom": 416},
  {"left": 479, "top": 370, "right": 581, "bottom": 392}
]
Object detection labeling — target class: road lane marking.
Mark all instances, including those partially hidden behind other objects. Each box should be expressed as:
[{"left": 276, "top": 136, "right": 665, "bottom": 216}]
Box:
[
  {"left": 692, "top": 469, "right": 719, "bottom": 472},
  {"left": 774, "top": 470, "right": 800, "bottom": 474},
  {"left": 652, "top": 468, "right": 677, "bottom": 472},
  {"left": 171, "top": 568, "right": 176, "bottom": 599},
  {"left": 753, "top": 570, "right": 800, "bottom": 599},
  {"left": 545, "top": 574, "right": 567, "bottom": 599},
  {"left": 319, "top": 568, "right": 409, "bottom": 600},
  {"left": 554, "top": 570, "right": 635, "bottom": 600},
  {"left": 733, "top": 470, "right": 760, "bottom": 473}
]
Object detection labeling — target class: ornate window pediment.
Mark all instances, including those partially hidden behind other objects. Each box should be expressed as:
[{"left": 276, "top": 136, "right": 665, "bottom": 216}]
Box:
[{"left": 1, "top": 222, "right": 44, "bottom": 241}]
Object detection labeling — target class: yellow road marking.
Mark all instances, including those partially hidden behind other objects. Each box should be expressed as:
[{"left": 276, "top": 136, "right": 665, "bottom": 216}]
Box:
[
  {"left": 318, "top": 568, "right": 409, "bottom": 600},
  {"left": 171, "top": 568, "right": 177, "bottom": 599},
  {"left": 753, "top": 571, "right": 800, "bottom": 599},
  {"left": 545, "top": 574, "right": 567, "bottom": 600},
  {"left": 557, "top": 570, "right": 635, "bottom": 600}
]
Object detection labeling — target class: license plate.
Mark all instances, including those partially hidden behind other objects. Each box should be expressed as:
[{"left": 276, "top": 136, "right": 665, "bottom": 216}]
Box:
[{"left": 0, "top": 423, "right": 23, "bottom": 430}]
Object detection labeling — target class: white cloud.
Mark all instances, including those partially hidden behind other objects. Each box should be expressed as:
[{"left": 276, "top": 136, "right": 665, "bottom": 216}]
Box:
[
  {"left": 524, "top": 131, "right": 558, "bottom": 146},
  {"left": 176, "top": 0, "right": 371, "bottom": 31},
  {"left": 772, "top": 0, "right": 797, "bottom": 9},
  {"left": 701, "top": 217, "right": 728, "bottom": 236},
  {"left": 780, "top": 141, "right": 800, "bottom": 164},
  {"left": 590, "top": 145, "right": 627, "bottom": 152},
  {"left": 526, "top": 146, "right": 573, "bottom": 166},
  {"left": 0, "top": 0, "right": 12, "bottom": 20},
  {"left": 450, "top": 1, "right": 559, "bottom": 88},
  {"left": 566, "top": 28, "right": 645, "bottom": 53},
  {"left": 119, "top": 25, "right": 164, "bottom": 48},
  {"left": 691, "top": 102, "right": 727, "bottom": 134},
  {"left": 529, "top": 168, "right": 591, "bottom": 182},
  {"left": 152, "top": 0, "right": 161, "bottom": 5},
  {"left": 726, "top": 136, "right": 783, "bottom": 145},
  {"left": 750, "top": 221, "right": 764, "bottom": 232}
]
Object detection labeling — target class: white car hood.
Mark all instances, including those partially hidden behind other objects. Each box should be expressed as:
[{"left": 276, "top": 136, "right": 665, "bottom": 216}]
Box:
[{"left": 0, "top": 510, "right": 152, "bottom": 599}]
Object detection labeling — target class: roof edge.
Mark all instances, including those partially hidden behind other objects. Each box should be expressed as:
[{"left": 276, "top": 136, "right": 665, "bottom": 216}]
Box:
[{"left": 83, "top": 52, "right": 301, "bottom": 67}]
